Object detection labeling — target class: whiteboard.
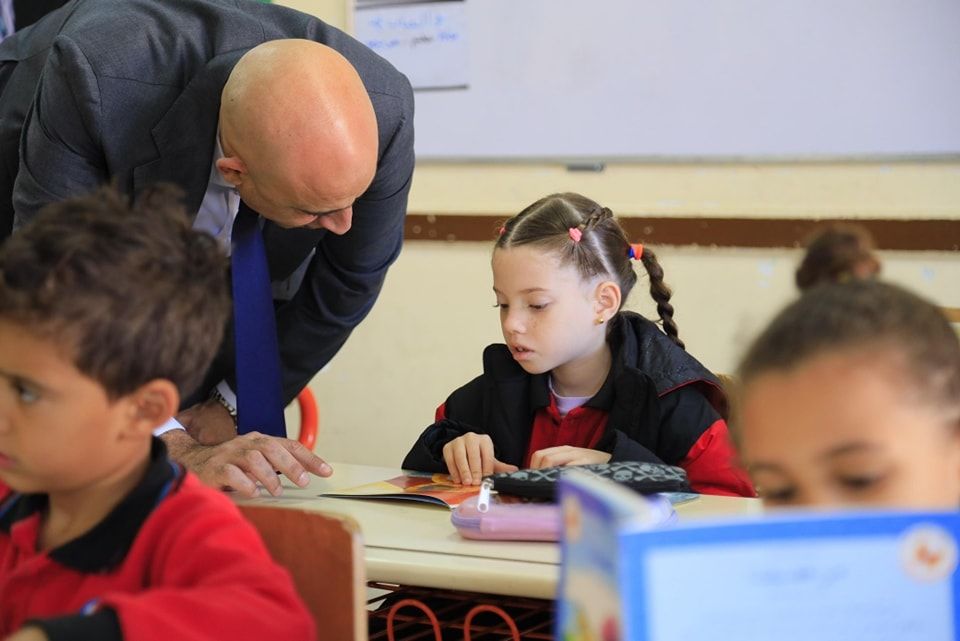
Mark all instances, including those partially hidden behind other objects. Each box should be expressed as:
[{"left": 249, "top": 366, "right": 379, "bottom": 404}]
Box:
[
  {"left": 355, "top": 0, "right": 468, "bottom": 90},
  {"left": 358, "top": 0, "right": 960, "bottom": 161}
]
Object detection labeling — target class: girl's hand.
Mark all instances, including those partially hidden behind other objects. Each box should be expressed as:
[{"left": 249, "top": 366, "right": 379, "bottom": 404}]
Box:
[
  {"left": 529, "top": 446, "right": 612, "bottom": 469},
  {"left": 442, "top": 432, "right": 518, "bottom": 485}
]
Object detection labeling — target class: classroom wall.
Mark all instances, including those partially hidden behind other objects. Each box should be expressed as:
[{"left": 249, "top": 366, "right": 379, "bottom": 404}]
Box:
[
  {"left": 297, "top": 242, "right": 959, "bottom": 468},
  {"left": 276, "top": 0, "right": 348, "bottom": 28},
  {"left": 279, "top": 1, "right": 960, "bottom": 467}
]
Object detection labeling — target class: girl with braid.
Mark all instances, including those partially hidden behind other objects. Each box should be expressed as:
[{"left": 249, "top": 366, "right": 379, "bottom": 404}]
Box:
[{"left": 402, "top": 193, "right": 755, "bottom": 497}]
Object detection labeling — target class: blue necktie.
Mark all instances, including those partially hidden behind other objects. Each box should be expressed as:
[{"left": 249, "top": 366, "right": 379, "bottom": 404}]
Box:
[{"left": 231, "top": 203, "right": 286, "bottom": 437}]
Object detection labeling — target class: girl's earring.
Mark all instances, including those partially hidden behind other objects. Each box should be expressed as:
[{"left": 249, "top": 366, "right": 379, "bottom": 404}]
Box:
[{"left": 596, "top": 316, "right": 606, "bottom": 325}]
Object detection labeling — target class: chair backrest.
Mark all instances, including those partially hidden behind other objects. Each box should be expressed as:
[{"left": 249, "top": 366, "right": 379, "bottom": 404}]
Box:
[
  {"left": 239, "top": 504, "right": 366, "bottom": 641},
  {"left": 295, "top": 387, "right": 319, "bottom": 451}
]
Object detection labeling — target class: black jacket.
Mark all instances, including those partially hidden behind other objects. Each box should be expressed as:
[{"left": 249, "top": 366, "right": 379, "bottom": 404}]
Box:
[{"left": 402, "top": 312, "right": 728, "bottom": 471}]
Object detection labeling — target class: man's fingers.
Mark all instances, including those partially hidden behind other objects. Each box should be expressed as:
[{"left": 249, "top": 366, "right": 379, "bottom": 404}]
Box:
[
  {"left": 177, "top": 432, "right": 335, "bottom": 496},
  {"left": 237, "top": 434, "right": 307, "bottom": 490},
  {"left": 238, "top": 446, "right": 285, "bottom": 496},
  {"left": 219, "top": 464, "right": 259, "bottom": 497},
  {"left": 232, "top": 433, "right": 331, "bottom": 488},
  {"left": 278, "top": 438, "right": 332, "bottom": 478}
]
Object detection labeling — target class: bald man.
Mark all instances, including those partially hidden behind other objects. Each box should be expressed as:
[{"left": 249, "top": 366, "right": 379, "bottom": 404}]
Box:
[{"left": 0, "top": 0, "right": 414, "bottom": 496}]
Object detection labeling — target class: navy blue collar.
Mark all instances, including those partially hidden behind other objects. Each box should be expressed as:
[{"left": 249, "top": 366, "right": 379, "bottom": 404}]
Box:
[{"left": 0, "top": 437, "right": 184, "bottom": 572}]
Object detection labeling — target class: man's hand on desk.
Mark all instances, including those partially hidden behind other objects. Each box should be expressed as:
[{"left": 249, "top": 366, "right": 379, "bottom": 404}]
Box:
[
  {"left": 160, "top": 429, "right": 333, "bottom": 498},
  {"left": 178, "top": 399, "right": 236, "bottom": 445}
]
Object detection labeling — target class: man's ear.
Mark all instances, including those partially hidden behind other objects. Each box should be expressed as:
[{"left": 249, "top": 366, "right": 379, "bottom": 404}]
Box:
[
  {"left": 215, "top": 156, "right": 247, "bottom": 188},
  {"left": 594, "top": 280, "right": 622, "bottom": 322},
  {"left": 123, "top": 379, "right": 180, "bottom": 437}
]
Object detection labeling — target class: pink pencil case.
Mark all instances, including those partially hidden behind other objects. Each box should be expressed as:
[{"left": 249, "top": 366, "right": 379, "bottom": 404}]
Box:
[
  {"left": 451, "top": 480, "right": 683, "bottom": 541},
  {"left": 451, "top": 495, "right": 562, "bottom": 541}
]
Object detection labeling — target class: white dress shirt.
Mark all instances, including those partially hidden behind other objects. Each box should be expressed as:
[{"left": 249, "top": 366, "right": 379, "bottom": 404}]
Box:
[{"left": 0, "top": 0, "right": 15, "bottom": 41}]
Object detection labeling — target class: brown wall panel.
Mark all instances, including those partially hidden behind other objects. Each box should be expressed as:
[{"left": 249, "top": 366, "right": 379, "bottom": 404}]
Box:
[{"left": 405, "top": 214, "right": 960, "bottom": 251}]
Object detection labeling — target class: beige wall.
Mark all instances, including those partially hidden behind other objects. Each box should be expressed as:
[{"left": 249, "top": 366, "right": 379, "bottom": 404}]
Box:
[
  {"left": 276, "top": 0, "right": 348, "bottom": 29},
  {"left": 409, "top": 161, "right": 960, "bottom": 219},
  {"left": 298, "top": 242, "right": 959, "bottom": 468},
  {"left": 279, "top": 1, "right": 960, "bottom": 467}
]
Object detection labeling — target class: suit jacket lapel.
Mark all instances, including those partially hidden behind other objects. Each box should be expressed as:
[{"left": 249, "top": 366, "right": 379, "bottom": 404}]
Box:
[{"left": 133, "top": 53, "right": 242, "bottom": 219}]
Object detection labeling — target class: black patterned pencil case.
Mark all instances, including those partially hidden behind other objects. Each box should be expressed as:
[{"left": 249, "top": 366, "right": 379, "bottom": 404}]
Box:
[{"left": 485, "top": 460, "right": 692, "bottom": 501}]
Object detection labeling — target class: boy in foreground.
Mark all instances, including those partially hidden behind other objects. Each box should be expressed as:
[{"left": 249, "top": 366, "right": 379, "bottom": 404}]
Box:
[{"left": 0, "top": 187, "right": 314, "bottom": 641}]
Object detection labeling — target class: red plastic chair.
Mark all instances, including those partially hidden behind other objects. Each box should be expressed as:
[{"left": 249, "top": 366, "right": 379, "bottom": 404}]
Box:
[{"left": 295, "top": 387, "right": 318, "bottom": 450}]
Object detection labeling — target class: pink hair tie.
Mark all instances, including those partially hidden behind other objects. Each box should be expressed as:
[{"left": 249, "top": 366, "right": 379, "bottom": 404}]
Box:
[
  {"left": 568, "top": 227, "right": 583, "bottom": 242},
  {"left": 628, "top": 243, "right": 644, "bottom": 260},
  {"left": 497, "top": 226, "right": 506, "bottom": 237}
]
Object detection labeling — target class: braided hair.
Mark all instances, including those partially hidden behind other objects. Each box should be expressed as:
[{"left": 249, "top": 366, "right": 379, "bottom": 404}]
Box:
[{"left": 496, "top": 192, "right": 684, "bottom": 348}]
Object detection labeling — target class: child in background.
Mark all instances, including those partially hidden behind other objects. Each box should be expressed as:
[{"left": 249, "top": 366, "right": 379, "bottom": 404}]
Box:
[
  {"left": 736, "top": 279, "right": 960, "bottom": 509},
  {"left": 0, "top": 187, "right": 314, "bottom": 641},
  {"left": 403, "top": 192, "right": 754, "bottom": 497},
  {"left": 795, "top": 223, "right": 881, "bottom": 291}
]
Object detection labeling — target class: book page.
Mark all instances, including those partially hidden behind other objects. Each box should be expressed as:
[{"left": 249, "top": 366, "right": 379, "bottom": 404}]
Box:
[{"left": 321, "top": 472, "right": 480, "bottom": 508}]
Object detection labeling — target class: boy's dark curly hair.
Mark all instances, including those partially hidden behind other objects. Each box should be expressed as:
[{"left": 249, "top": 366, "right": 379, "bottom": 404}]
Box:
[{"left": 0, "top": 185, "right": 230, "bottom": 399}]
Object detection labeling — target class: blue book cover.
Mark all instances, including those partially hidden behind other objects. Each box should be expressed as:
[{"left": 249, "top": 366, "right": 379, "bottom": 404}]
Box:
[
  {"left": 557, "top": 471, "right": 679, "bottom": 641},
  {"left": 558, "top": 471, "right": 960, "bottom": 641}
]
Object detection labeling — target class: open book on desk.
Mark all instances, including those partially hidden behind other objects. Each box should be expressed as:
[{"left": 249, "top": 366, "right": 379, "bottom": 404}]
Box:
[{"left": 320, "top": 472, "right": 481, "bottom": 509}]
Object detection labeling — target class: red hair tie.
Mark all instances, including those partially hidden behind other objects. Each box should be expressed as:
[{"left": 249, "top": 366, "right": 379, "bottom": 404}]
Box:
[
  {"left": 498, "top": 226, "right": 506, "bottom": 236},
  {"left": 568, "top": 227, "right": 583, "bottom": 242},
  {"left": 628, "top": 243, "right": 644, "bottom": 260}
]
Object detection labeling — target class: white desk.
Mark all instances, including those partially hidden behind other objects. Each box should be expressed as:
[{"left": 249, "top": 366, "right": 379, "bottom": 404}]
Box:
[{"left": 237, "top": 462, "right": 763, "bottom": 599}]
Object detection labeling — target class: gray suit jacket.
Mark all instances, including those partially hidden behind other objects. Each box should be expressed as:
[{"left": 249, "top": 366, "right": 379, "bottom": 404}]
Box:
[{"left": 0, "top": 0, "right": 415, "bottom": 405}]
